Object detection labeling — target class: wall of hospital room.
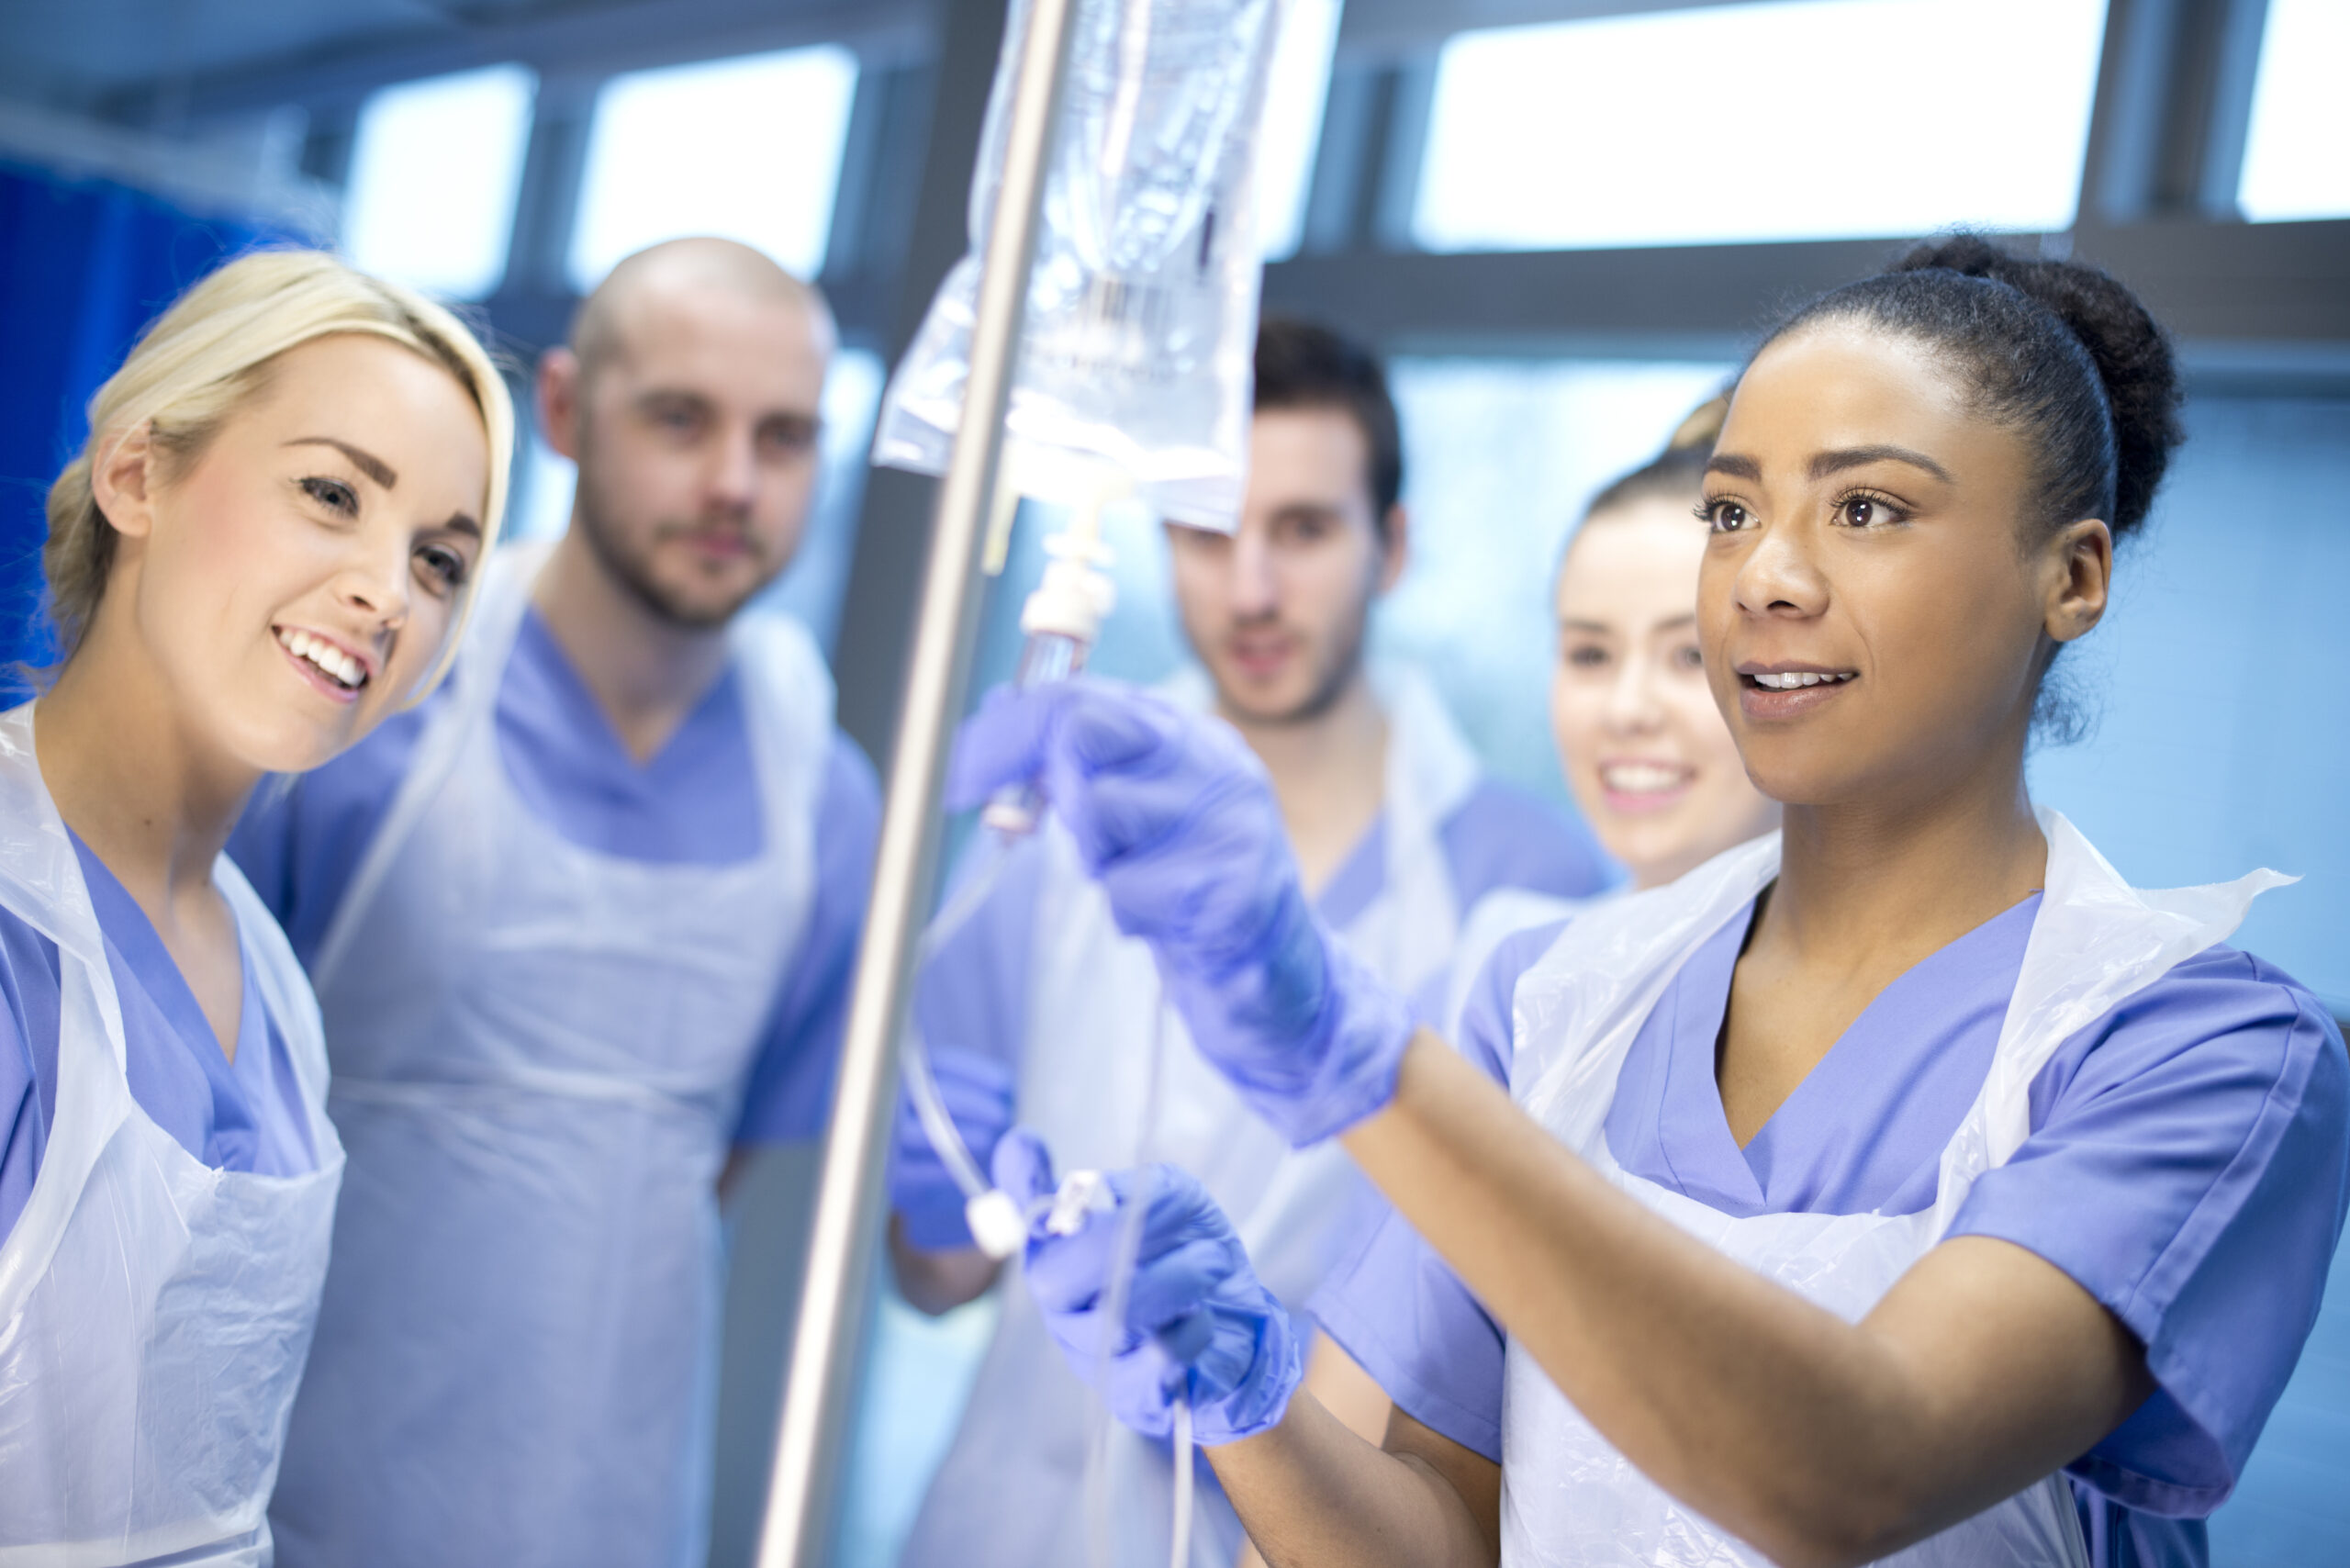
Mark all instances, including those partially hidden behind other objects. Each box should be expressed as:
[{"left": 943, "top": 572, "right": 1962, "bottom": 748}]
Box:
[{"left": 0, "top": 0, "right": 2344, "bottom": 1561}]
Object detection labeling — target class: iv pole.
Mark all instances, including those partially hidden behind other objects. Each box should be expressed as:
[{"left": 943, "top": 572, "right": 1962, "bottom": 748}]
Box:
[{"left": 752, "top": 0, "right": 1083, "bottom": 1562}]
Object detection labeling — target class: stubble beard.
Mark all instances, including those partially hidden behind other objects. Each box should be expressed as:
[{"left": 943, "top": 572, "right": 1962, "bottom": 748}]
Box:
[
  {"left": 571, "top": 462, "right": 758, "bottom": 632},
  {"left": 1218, "top": 596, "right": 1372, "bottom": 729}
]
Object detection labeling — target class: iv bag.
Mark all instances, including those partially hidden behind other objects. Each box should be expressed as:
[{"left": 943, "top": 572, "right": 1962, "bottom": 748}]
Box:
[{"left": 871, "top": 0, "right": 1283, "bottom": 533}]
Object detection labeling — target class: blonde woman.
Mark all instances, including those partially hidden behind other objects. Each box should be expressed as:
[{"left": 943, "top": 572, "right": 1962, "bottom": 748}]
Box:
[
  {"left": 0, "top": 250, "right": 509, "bottom": 1564},
  {"left": 1437, "top": 402, "right": 1784, "bottom": 1033}
]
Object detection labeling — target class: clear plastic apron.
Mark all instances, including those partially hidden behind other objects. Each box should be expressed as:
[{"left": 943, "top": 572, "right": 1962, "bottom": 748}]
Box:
[
  {"left": 265, "top": 543, "right": 829, "bottom": 1568},
  {"left": 1439, "top": 886, "right": 1592, "bottom": 1043},
  {"left": 0, "top": 703, "right": 343, "bottom": 1568},
  {"left": 1498, "top": 811, "right": 2288, "bottom": 1567},
  {"left": 902, "top": 666, "right": 1484, "bottom": 1568}
]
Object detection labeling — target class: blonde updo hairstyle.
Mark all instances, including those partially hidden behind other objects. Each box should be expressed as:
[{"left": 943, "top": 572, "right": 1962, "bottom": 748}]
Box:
[{"left": 42, "top": 248, "right": 514, "bottom": 699}]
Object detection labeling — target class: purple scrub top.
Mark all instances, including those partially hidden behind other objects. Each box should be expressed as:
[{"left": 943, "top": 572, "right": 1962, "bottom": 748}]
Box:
[
  {"left": 1311, "top": 895, "right": 2349, "bottom": 1568},
  {"left": 229, "top": 606, "right": 880, "bottom": 1145},
  {"left": 0, "top": 833, "right": 318, "bottom": 1242}
]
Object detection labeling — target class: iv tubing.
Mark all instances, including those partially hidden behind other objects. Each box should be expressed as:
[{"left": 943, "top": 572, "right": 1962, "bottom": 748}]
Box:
[
  {"left": 901, "top": 831, "right": 1197, "bottom": 1568},
  {"left": 900, "top": 834, "right": 1020, "bottom": 1207}
]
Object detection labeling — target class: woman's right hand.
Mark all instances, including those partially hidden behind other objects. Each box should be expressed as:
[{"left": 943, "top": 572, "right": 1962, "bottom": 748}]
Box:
[{"left": 992, "top": 1129, "right": 1301, "bottom": 1446}]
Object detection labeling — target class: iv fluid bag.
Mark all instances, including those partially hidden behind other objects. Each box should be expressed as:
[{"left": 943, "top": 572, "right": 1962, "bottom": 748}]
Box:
[{"left": 872, "top": 0, "right": 1283, "bottom": 533}]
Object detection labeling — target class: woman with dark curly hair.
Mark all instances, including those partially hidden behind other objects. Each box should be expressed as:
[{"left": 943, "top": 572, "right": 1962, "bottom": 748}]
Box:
[{"left": 951, "top": 237, "right": 2348, "bottom": 1568}]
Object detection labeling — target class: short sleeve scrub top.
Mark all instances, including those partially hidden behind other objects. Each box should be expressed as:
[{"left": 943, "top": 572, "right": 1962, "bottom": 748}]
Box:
[
  {"left": 1315, "top": 846, "right": 2348, "bottom": 1568},
  {"left": 0, "top": 720, "right": 335, "bottom": 1563}
]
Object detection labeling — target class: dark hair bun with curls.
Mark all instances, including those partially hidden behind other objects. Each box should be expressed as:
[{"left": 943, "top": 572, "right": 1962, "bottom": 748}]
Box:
[
  {"left": 1889, "top": 235, "right": 2183, "bottom": 537},
  {"left": 1767, "top": 232, "right": 2185, "bottom": 541}
]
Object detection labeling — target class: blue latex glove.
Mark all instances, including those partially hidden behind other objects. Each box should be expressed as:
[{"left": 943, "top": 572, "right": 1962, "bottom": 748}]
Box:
[
  {"left": 993, "top": 1129, "right": 1300, "bottom": 1446},
  {"left": 948, "top": 680, "right": 1414, "bottom": 1146},
  {"left": 890, "top": 1045, "right": 1017, "bottom": 1250}
]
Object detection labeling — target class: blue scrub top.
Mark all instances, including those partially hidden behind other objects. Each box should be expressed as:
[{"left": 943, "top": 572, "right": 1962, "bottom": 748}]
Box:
[
  {"left": 0, "top": 832, "right": 318, "bottom": 1243},
  {"left": 229, "top": 607, "right": 880, "bottom": 1146},
  {"left": 914, "top": 773, "right": 1612, "bottom": 1081},
  {"left": 1311, "top": 895, "right": 2350, "bottom": 1568}
]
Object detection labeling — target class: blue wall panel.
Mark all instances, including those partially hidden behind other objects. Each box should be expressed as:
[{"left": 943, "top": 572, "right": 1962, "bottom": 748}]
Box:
[
  {"left": 2028, "top": 395, "right": 2350, "bottom": 1014},
  {"left": 0, "top": 162, "right": 289, "bottom": 688}
]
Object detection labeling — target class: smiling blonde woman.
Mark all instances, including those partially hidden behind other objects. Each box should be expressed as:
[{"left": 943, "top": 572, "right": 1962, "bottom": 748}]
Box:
[{"left": 0, "top": 249, "right": 509, "bottom": 1565}]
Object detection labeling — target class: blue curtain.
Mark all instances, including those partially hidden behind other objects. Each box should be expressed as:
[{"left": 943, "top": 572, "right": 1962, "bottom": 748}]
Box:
[{"left": 0, "top": 162, "right": 294, "bottom": 691}]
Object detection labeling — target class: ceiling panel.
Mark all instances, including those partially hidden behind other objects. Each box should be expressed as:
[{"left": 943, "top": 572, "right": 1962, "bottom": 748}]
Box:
[
  {"left": 0, "top": 0, "right": 452, "bottom": 104},
  {"left": 0, "top": 0, "right": 926, "bottom": 120}
]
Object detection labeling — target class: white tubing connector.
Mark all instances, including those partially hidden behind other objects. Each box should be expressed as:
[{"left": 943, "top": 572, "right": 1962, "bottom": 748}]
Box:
[{"left": 967, "top": 1190, "right": 1030, "bottom": 1260}]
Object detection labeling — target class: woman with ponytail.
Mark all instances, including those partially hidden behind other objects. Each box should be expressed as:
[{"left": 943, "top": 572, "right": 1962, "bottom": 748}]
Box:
[
  {"left": 953, "top": 237, "right": 2347, "bottom": 1568},
  {"left": 0, "top": 250, "right": 509, "bottom": 1564},
  {"left": 1427, "top": 395, "right": 1783, "bottom": 1034}
]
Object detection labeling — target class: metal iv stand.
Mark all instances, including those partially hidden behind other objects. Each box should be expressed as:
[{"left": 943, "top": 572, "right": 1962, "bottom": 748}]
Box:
[{"left": 752, "top": 0, "right": 1083, "bottom": 1562}]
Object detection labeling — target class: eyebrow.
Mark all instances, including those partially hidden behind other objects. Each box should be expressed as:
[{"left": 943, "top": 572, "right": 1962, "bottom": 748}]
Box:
[
  {"left": 1561, "top": 614, "right": 1695, "bottom": 633},
  {"left": 441, "top": 513, "right": 483, "bottom": 539},
  {"left": 285, "top": 437, "right": 397, "bottom": 489},
  {"left": 1808, "top": 444, "right": 1953, "bottom": 484},
  {"left": 1704, "top": 446, "right": 1954, "bottom": 486}
]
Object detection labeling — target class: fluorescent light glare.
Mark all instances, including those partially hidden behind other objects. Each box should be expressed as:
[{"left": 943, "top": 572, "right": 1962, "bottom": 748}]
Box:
[
  {"left": 2238, "top": 0, "right": 2350, "bottom": 223},
  {"left": 1256, "top": 0, "right": 1345, "bottom": 259},
  {"left": 1415, "top": 0, "right": 2109, "bottom": 252},
  {"left": 344, "top": 64, "right": 537, "bottom": 299},
  {"left": 568, "top": 45, "right": 860, "bottom": 291}
]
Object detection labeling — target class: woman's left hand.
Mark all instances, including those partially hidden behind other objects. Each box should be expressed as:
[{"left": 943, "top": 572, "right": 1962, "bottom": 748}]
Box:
[{"left": 992, "top": 1128, "right": 1302, "bottom": 1446}]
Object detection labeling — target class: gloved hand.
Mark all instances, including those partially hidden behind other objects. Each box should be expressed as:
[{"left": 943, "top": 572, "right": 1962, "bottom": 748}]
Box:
[
  {"left": 993, "top": 1128, "right": 1301, "bottom": 1446},
  {"left": 949, "top": 680, "right": 1414, "bottom": 1146},
  {"left": 890, "top": 1045, "right": 1017, "bottom": 1250}
]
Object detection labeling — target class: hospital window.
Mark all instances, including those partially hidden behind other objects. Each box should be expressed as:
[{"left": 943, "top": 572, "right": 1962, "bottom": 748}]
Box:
[
  {"left": 565, "top": 44, "right": 860, "bottom": 294},
  {"left": 1411, "top": 0, "right": 2111, "bottom": 252},
  {"left": 341, "top": 63, "right": 537, "bottom": 300},
  {"left": 967, "top": 358, "right": 1737, "bottom": 805},
  {"left": 1254, "top": 0, "right": 1345, "bottom": 259},
  {"left": 2235, "top": 0, "right": 2350, "bottom": 223},
  {"left": 1378, "top": 357, "right": 1737, "bottom": 798}
]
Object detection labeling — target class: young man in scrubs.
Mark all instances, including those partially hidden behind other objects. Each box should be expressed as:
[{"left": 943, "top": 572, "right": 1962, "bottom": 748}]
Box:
[
  {"left": 888, "top": 319, "right": 1610, "bottom": 1567},
  {"left": 231, "top": 238, "right": 879, "bottom": 1568}
]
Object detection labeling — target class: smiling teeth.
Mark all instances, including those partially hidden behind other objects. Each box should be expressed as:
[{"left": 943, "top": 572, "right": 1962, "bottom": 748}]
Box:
[
  {"left": 1601, "top": 763, "right": 1689, "bottom": 793},
  {"left": 278, "top": 628, "right": 365, "bottom": 689},
  {"left": 1752, "top": 671, "right": 1855, "bottom": 689}
]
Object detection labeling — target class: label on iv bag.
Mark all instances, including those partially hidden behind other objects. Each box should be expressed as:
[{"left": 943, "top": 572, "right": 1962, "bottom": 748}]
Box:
[{"left": 871, "top": 0, "right": 1283, "bottom": 534}]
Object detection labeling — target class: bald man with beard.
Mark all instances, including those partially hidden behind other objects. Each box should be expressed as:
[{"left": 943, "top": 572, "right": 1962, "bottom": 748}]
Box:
[{"left": 232, "top": 240, "right": 879, "bottom": 1567}]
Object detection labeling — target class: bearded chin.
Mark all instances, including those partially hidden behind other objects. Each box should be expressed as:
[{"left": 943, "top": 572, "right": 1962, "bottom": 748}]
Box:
[
  {"left": 1275, "top": 607, "right": 1370, "bottom": 725},
  {"left": 1219, "top": 600, "right": 1372, "bottom": 728},
  {"left": 572, "top": 471, "right": 762, "bottom": 631}
]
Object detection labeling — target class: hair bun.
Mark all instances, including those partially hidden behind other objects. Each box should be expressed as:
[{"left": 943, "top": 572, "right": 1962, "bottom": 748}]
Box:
[
  {"left": 1665, "top": 394, "right": 1729, "bottom": 454},
  {"left": 1891, "top": 235, "right": 2183, "bottom": 535}
]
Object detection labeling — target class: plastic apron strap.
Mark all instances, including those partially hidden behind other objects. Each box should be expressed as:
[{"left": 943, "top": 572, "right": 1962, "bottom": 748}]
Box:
[
  {"left": 1363, "top": 666, "right": 1483, "bottom": 995},
  {"left": 309, "top": 540, "right": 554, "bottom": 994},
  {"left": 1925, "top": 806, "right": 2292, "bottom": 1231},
  {"left": 0, "top": 702, "right": 137, "bottom": 1318}
]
